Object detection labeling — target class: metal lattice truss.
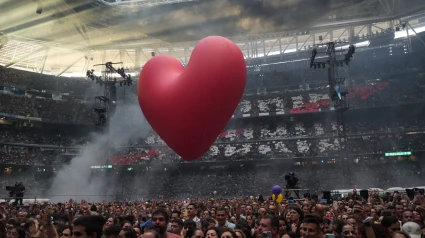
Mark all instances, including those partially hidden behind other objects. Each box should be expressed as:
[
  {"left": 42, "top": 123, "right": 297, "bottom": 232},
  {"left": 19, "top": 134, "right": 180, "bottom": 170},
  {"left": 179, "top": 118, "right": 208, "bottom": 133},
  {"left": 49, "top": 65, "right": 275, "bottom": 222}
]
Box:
[
  {"left": 96, "top": 0, "right": 199, "bottom": 7},
  {"left": 1, "top": 9, "right": 425, "bottom": 76},
  {"left": 0, "top": 39, "right": 47, "bottom": 71}
]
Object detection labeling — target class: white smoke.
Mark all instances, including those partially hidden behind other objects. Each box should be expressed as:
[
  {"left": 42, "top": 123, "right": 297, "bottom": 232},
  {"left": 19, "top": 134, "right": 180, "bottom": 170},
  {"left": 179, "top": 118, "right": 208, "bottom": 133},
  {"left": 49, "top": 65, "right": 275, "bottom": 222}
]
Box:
[{"left": 48, "top": 94, "right": 151, "bottom": 203}]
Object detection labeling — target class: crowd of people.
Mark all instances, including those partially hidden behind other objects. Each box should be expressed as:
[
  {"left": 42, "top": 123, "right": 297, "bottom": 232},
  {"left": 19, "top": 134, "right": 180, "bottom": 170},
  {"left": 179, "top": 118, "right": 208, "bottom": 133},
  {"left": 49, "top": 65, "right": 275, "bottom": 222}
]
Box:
[
  {"left": 1, "top": 107, "right": 425, "bottom": 166},
  {"left": 1, "top": 127, "right": 424, "bottom": 166},
  {"left": 0, "top": 78, "right": 423, "bottom": 123},
  {"left": 0, "top": 156, "right": 421, "bottom": 201},
  {"left": 1, "top": 184, "right": 425, "bottom": 238},
  {"left": 0, "top": 66, "right": 92, "bottom": 94}
]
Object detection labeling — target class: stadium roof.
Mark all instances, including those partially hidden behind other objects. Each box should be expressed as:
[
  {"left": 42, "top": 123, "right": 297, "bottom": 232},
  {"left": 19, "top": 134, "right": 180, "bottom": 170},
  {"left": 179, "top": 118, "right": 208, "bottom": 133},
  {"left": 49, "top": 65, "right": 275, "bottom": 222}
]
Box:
[{"left": 1, "top": 0, "right": 425, "bottom": 76}]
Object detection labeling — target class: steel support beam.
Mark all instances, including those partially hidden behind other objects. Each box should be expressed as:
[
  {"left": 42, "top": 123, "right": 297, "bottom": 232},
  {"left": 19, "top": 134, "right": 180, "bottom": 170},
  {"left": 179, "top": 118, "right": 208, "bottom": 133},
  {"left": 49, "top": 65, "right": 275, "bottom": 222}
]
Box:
[
  {"left": 282, "top": 37, "right": 296, "bottom": 53},
  {"left": 317, "top": 32, "right": 330, "bottom": 44},
  {"left": 299, "top": 35, "right": 312, "bottom": 51},
  {"left": 335, "top": 29, "right": 348, "bottom": 42},
  {"left": 119, "top": 49, "right": 125, "bottom": 64},
  {"left": 4, "top": 46, "right": 48, "bottom": 68},
  {"left": 279, "top": 38, "right": 283, "bottom": 60},
  {"left": 101, "top": 50, "right": 106, "bottom": 63},
  {"left": 295, "top": 36, "right": 299, "bottom": 52},
  {"left": 125, "top": 50, "right": 135, "bottom": 64},
  {"left": 135, "top": 48, "right": 141, "bottom": 69},
  {"left": 184, "top": 47, "right": 188, "bottom": 64},
  {"left": 39, "top": 49, "right": 49, "bottom": 74},
  {"left": 82, "top": 58, "right": 89, "bottom": 74},
  {"left": 265, "top": 39, "right": 279, "bottom": 57},
  {"left": 245, "top": 43, "right": 250, "bottom": 59},
  {"left": 140, "top": 49, "right": 149, "bottom": 63},
  {"left": 348, "top": 26, "right": 355, "bottom": 43},
  {"left": 379, "top": 0, "right": 391, "bottom": 15},
  {"left": 98, "top": 0, "right": 199, "bottom": 7},
  {"left": 56, "top": 55, "right": 85, "bottom": 77},
  {"left": 111, "top": 51, "right": 119, "bottom": 62},
  {"left": 355, "top": 25, "right": 366, "bottom": 38},
  {"left": 169, "top": 47, "right": 184, "bottom": 65},
  {"left": 405, "top": 24, "right": 413, "bottom": 53},
  {"left": 407, "top": 22, "right": 425, "bottom": 49},
  {"left": 367, "top": 24, "right": 372, "bottom": 35}
]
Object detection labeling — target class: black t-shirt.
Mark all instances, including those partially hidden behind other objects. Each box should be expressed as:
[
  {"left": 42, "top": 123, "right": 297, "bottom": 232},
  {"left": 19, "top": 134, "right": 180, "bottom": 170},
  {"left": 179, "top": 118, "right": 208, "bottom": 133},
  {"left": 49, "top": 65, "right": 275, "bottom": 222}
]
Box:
[{"left": 16, "top": 185, "right": 25, "bottom": 195}]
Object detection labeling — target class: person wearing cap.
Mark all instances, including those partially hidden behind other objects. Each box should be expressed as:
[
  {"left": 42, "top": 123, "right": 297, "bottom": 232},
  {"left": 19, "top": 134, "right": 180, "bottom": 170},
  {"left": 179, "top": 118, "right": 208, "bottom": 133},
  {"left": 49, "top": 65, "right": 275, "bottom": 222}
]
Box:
[{"left": 401, "top": 222, "right": 422, "bottom": 238}]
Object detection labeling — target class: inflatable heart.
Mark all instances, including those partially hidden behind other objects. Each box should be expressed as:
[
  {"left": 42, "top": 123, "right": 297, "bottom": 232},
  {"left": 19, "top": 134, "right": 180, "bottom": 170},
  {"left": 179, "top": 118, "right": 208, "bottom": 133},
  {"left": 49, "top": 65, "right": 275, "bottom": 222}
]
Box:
[{"left": 138, "top": 36, "right": 246, "bottom": 161}]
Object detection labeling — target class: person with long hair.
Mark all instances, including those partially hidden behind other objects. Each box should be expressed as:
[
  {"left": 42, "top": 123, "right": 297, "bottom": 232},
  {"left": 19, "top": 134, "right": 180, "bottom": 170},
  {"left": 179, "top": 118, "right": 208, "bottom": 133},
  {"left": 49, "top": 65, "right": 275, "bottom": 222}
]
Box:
[{"left": 277, "top": 216, "right": 289, "bottom": 237}]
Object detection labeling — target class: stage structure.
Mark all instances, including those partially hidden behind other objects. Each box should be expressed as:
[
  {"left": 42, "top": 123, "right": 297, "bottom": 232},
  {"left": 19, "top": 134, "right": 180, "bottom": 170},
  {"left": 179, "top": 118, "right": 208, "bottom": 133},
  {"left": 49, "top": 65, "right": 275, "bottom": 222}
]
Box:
[
  {"left": 86, "top": 62, "right": 133, "bottom": 126},
  {"left": 310, "top": 41, "right": 355, "bottom": 184}
]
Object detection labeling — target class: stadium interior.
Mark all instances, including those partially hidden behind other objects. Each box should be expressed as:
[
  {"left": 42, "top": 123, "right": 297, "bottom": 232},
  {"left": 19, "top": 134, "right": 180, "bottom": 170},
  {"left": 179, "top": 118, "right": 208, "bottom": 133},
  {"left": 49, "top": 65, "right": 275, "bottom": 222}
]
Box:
[{"left": 1, "top": 0, "right": 425, "bottom": 238}]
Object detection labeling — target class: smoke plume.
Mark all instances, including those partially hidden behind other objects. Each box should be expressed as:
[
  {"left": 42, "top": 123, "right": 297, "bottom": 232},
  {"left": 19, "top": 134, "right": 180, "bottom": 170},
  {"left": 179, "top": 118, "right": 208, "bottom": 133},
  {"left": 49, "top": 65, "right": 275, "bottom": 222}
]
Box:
[{"left": 48, "top": 92, "right": 151, "bottom": 202}]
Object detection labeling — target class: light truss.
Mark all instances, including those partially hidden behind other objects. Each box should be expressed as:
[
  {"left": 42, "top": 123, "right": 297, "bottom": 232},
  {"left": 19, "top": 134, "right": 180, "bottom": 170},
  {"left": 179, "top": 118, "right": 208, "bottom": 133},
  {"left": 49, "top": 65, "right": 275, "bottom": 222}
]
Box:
[{"left": 97, "top": 0, "right": 199, "bottom": 7}]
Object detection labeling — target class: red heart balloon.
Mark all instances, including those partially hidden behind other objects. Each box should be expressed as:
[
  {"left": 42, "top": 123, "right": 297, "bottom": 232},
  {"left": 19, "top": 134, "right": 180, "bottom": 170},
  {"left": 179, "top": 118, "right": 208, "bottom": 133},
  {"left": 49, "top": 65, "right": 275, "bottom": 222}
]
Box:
[{"left": 138, "top": 36, "right": 246, "bottom": 161}]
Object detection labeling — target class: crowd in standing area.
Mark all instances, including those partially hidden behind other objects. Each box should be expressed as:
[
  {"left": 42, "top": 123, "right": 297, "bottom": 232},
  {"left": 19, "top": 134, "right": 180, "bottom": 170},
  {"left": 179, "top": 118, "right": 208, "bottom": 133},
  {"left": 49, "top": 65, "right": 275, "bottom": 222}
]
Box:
[{"left": 2, "top": 190, "right": 425, "bottom": 238}]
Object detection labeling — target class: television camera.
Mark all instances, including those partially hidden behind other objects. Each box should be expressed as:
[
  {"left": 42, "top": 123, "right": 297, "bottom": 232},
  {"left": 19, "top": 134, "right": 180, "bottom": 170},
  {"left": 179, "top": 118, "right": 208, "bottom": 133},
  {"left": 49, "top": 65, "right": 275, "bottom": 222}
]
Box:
[{"left": 6, "top": 183, "right": 25, "bottom": 198}]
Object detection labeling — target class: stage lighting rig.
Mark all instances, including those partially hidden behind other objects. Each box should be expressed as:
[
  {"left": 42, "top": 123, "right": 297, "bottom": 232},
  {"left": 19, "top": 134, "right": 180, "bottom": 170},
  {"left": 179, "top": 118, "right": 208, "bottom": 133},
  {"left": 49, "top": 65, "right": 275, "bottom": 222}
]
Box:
[
  {"left": 309, "top": 41, "right": 356, "bottom": 186},
  {"left": 310, "top": 41, "right": 355, "bottom": 110},
  {"left": 87, "top": 62, "right": 134, "bottom": 126}
]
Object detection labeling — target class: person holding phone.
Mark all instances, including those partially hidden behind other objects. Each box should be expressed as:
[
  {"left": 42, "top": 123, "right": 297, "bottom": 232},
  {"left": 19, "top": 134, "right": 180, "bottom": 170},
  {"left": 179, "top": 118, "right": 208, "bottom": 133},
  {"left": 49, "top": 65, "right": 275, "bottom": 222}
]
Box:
[{"left": 258, "top": 215, "right": 279, "bottom": 238}]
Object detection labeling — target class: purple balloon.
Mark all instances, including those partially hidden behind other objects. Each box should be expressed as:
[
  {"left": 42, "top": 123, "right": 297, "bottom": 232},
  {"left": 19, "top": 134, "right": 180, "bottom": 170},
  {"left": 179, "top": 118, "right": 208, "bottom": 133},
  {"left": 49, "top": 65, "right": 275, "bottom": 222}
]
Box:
[{"left": 272, "top": 185, "right": 282, "bottom": 195}]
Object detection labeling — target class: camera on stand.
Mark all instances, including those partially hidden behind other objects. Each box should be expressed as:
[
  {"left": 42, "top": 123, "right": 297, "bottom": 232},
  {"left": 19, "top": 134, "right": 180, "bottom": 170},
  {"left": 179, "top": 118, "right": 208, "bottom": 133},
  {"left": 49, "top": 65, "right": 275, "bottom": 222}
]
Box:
[
  {"left": 5, "top": 183, "right": 25, "bottom": 198},
  {"left": 6, "top": 185, "right": 18, "bottom": 197}
]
